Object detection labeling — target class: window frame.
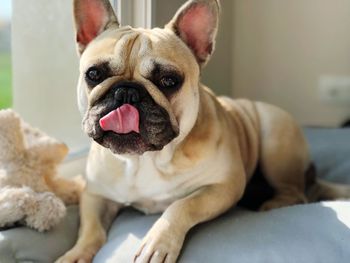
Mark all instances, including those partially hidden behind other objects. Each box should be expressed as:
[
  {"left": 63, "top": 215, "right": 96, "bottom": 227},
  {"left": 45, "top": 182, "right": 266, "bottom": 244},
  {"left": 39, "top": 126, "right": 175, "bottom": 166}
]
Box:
[{"left": 115, "top": 0, "right": 153, "bottom": 28}]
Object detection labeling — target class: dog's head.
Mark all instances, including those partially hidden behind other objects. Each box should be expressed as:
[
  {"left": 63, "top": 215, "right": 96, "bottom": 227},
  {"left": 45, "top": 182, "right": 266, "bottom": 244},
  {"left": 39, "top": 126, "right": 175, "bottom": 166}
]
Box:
[{"left": 74, "top": 0, "right": 219, "bottom": 154}]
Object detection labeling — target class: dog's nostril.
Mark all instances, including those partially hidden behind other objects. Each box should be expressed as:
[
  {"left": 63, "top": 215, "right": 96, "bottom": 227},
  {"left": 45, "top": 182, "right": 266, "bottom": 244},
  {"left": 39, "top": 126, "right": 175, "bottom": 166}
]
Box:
[
  {"left": 131, "top": 92, "right": 139, "bottom": 103},
  {"left": 128, "top": 88, "right": 140, "bottom": 103},
  {"left": 115, "top": 89, "right": 126, "bottom": 102},
  {"left": 114, "top": 87, "right": 140, "bottom": 104}
]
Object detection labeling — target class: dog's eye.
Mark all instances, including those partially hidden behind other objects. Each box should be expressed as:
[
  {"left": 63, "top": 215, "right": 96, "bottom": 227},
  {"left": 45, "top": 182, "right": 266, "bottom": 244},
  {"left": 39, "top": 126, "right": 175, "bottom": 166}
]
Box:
[
  {"left": 159, "top": 76, "right": 179, "bottom": 89},
  {"left": 150, "top": 66, "right": 183, "bottom": 97},
  {"left": 85, "top": 67, "right": 105, "bottom": 85}
]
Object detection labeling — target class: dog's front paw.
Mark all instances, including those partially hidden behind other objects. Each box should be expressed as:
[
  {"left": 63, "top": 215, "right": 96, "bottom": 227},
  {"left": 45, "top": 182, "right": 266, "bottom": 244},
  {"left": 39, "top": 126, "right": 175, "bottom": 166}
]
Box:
[
  {"left": 134, "top": 218, "right": 185, "bottom": 263},
  {"left": 55, "top": 246, "right": 95, "bottom": 263},
  {"left": 55, "top": 236, "right": 106, "bottom": 263}
]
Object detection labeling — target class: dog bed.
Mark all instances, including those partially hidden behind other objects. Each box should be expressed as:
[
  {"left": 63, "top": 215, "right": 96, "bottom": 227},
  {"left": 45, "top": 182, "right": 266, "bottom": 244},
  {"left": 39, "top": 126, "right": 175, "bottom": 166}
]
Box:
[{"left": 0, "top": 128, "right": 349, "bottom": 263}]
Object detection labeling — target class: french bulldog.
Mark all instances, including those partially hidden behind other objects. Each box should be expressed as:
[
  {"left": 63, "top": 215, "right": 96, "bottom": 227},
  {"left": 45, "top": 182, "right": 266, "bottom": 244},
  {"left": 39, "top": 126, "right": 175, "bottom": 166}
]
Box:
[{"left": 56, "top": 0, "right": 349, "bottom": 262}]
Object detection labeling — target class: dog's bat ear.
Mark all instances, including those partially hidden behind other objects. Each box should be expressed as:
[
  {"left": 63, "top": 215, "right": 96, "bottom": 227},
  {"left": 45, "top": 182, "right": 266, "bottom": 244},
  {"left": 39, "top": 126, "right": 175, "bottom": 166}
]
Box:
[
  {"left": 73, "top": 0, "right": 119, "bottom": 54},
  {"left": 166, "top": 0, "right": 220, "bottom": 66}
]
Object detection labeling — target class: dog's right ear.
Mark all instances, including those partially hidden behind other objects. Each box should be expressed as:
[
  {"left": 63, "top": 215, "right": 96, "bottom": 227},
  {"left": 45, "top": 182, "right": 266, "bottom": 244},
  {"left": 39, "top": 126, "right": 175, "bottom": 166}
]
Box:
[{"left": 74, "top": 0, "right": 119, "bottom": 54}]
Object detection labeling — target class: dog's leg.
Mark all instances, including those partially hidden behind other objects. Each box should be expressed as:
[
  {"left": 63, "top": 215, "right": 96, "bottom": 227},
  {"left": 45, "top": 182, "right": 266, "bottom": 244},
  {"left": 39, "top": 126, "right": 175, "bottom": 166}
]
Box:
[
  {"left": 55, "top": 191, "right": 120, "bottom": 263},
  {"left": 257, "top": 103, "right": 309, "bottom": 211},
  {"left": 134, "top": 180, "right": 244, "bottom": 263}
]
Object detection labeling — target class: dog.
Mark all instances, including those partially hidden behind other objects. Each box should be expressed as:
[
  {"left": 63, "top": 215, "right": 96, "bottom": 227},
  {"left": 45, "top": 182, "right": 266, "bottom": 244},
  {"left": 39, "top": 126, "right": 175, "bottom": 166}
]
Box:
[{"left": 56, "top": 0, "right": 349, "bottom": 262}]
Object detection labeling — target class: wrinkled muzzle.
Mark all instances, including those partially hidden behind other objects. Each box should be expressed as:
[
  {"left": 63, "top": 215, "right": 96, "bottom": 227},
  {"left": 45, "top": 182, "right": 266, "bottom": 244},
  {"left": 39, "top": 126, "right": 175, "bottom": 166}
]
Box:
[{"left": 82, "top": 82, "right": 179, "bottom": 154}]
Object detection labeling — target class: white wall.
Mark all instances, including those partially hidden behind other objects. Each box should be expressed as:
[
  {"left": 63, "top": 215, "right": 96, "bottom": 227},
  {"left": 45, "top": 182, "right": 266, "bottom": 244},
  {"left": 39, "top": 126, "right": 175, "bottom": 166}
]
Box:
[
  {"left": 12, "top": 0, "right": 89, "bottom": 152},
  {"left": 232, "top": 0, "right": 350, "bottom": 127},
  {"left": 155, "top": 0, "right": 350, "bottom": 127}
]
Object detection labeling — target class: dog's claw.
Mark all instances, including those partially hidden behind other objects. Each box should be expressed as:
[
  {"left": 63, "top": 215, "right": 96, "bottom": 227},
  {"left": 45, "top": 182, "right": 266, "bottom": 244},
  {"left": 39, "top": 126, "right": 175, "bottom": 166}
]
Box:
[{"left": 134, "top": 243, "right": 146, "bottom": 262}]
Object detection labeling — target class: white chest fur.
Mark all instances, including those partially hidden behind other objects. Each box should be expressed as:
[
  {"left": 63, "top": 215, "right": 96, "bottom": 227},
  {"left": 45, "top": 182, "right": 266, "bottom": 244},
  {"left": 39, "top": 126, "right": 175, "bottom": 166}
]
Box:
[{"left": 85, "top": 143, "right": 229, "bottom": 214}]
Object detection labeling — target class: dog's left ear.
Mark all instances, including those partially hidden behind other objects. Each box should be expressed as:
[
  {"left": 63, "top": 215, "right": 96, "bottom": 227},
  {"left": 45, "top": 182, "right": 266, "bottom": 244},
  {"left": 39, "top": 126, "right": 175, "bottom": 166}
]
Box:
[
  {"left": 74, "top": 0, "right": 119, "bottom": 54},
  {"left": 166, "top": 0, "right": 220, "bottom": 66}
]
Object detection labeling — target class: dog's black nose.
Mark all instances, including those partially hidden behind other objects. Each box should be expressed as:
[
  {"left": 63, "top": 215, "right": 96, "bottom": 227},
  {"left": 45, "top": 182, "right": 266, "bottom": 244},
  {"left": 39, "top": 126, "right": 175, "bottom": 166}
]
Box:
[{"left": 114, "top": 87, "right": 140, "bottom": 104}]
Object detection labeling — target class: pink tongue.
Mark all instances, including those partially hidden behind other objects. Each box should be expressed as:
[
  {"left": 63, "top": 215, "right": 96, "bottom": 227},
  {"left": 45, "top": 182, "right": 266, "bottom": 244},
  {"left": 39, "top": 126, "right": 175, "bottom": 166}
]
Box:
[{"left": 99, "top": 104, "right": 140, "bottom": 134}]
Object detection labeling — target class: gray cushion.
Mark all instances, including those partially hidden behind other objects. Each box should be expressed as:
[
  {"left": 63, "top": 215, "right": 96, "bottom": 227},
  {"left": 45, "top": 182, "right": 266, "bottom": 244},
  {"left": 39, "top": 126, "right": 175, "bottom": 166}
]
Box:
[
  {"left": 95, "top": 202, "right": 350, "bottom": 263},
  {"left": 304, "top": 128, "right": 350, "bottom": 184},
  {"left": 1, "top": 128, "right": 350, "bottom": 263},
  {"left": 0, "top": 206, "right": 79, "bottom": 263}
]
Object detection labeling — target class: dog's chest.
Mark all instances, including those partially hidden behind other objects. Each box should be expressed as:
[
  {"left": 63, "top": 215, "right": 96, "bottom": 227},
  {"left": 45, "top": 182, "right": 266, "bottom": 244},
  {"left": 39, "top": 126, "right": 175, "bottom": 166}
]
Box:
[{"left": 86, "top": 152, "right": 206, "bottom": 214}]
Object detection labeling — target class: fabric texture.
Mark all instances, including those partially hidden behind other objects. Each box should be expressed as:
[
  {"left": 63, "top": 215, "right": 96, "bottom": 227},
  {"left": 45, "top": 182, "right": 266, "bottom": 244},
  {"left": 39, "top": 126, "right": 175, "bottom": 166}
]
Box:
[
  {"left": 0, "top": 128, "right": 349, "bottom": 263},
  {"left": 0, "top": 206, "right": 79, "bottom": 263},
  {"left": 95, "top": 202, "right": 350, "bottom": 263},
  {"left": 304, "top": 128, "right": 350, "bottom": 183}
]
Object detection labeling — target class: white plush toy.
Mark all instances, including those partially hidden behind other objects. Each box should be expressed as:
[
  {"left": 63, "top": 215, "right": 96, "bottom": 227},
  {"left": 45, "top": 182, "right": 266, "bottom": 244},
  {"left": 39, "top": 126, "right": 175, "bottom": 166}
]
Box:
[{"left": 0, "top": 109, "right": 84, "bottom": 231}]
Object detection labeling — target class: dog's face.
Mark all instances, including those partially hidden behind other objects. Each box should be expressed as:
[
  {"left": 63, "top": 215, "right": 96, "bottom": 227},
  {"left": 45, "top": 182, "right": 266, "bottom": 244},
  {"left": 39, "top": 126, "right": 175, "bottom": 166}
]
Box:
[{"left": 74, "top": 0, "right": 219, "bottom": 154}]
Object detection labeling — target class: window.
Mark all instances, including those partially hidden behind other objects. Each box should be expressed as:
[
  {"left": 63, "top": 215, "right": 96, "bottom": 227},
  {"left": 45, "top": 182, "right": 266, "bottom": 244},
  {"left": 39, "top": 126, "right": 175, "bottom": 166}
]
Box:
[
  {"left": 10, "top": 0, "right": 89, "bottom": 179},
  {"left": 0, "top": 0, "right": 12, "bottom": 109},
  {"left": 12, "top": 0, "right": 87, "bottom": 155}
]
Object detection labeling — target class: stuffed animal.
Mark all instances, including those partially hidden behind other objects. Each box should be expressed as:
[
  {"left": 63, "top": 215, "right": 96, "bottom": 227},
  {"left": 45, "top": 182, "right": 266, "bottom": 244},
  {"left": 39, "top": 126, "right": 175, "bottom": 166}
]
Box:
[{"left": 0, "top": 109, "right": 84, "bottom": 231}]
